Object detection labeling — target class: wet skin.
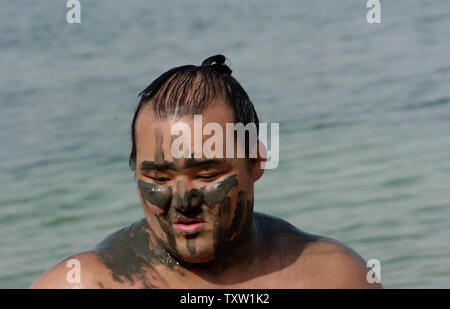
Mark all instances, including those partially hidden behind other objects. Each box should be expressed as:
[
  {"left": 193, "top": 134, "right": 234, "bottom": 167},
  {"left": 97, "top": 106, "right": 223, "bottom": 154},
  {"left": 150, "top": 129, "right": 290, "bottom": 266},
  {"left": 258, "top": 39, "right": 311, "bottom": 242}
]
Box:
[{"left": 94, "top": 212, "right": 317, "bottom": 288}]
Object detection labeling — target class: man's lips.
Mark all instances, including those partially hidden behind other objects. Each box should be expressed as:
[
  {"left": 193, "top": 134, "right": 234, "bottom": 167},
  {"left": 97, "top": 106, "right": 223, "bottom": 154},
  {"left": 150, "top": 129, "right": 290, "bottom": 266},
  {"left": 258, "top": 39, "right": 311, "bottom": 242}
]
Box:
[
  {"left": 172, "top": 219, "right": 205, "bottom": 234},
  {"left": 172, "top": 218, "right": 204, "bottom": 224}
]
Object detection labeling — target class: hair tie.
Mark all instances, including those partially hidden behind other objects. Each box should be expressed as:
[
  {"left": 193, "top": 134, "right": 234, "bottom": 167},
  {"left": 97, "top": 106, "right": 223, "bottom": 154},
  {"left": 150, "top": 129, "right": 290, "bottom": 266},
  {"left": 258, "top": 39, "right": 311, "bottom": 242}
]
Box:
[{"left": 201, "top": 54, "right": 232, "bottom": 75}]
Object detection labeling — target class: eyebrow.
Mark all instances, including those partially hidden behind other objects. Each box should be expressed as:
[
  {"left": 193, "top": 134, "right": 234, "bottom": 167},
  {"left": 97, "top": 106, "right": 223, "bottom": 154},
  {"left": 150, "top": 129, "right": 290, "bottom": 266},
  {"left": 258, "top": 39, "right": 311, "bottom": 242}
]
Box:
[
  {"left": 140, "top": 160, "right": 176, "bottom": 172},
  {"left": 139, "top": 159, "right": 225, "bottom": 172}
]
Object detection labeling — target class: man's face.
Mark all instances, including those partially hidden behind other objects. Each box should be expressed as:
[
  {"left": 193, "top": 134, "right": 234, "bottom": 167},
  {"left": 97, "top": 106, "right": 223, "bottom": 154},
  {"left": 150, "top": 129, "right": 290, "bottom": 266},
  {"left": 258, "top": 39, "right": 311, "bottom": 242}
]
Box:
[{"left": 134, "top": 102, "right": 258, "bottom": 264}]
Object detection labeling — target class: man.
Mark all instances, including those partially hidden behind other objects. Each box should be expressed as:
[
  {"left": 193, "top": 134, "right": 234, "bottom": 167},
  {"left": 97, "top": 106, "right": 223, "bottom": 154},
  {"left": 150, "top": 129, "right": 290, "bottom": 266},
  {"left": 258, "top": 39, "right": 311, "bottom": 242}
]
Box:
[{"left": 31, "top": 55, "right": 381, "bottom": 289}]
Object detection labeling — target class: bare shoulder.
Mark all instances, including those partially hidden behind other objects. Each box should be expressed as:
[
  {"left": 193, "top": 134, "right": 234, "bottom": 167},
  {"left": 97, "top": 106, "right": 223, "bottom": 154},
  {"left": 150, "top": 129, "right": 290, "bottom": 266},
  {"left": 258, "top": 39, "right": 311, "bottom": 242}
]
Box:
[
  {"left": 254, "top": 212, "right": 381, "bottom": 289},
  {"left": 29, "top": 251, "right": 111, "bottom": 289},
  {"left": 30, "top": 219, "right": 164, "bottom": 289},
  {"left": 295, "top": 237, "right": 382, "bottom": 289}
]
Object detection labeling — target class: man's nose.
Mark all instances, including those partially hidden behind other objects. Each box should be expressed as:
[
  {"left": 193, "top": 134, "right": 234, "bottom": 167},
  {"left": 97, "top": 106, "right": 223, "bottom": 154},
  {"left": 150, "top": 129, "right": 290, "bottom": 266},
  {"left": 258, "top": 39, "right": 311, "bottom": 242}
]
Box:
[{"left": 172, "top": 181, "right": 203, "bottom": 211}]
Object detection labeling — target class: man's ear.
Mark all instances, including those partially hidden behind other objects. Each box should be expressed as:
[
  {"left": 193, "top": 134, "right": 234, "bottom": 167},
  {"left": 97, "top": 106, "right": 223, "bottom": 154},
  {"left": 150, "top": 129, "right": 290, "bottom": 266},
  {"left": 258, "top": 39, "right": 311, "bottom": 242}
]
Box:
[
  {"left": 250, "top": 140, "right": 266, "bottom": 182},
  {"left": 131, "top": 147, "right": 137, "bottom": 179}
]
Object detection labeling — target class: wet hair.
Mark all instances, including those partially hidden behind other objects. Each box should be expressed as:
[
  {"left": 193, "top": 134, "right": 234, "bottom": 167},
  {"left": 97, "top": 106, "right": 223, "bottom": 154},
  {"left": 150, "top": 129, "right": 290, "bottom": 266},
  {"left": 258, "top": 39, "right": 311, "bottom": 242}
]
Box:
[{"left": 129, "top": 55, "right": 259, "bottom": 171}]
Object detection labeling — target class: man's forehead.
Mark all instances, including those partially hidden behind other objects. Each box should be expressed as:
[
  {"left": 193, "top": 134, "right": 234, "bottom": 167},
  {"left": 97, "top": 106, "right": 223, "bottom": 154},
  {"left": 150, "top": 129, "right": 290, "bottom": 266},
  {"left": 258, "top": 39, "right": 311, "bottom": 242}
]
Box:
[
  {"left": 135, "top": 106, "right": 171, "bottom": 134},
  {"left": 134, "top": 101, "right": 245, "bottom": 166},
  {"left": 135, "top": 101, "right": 235, "bottom": 134}
]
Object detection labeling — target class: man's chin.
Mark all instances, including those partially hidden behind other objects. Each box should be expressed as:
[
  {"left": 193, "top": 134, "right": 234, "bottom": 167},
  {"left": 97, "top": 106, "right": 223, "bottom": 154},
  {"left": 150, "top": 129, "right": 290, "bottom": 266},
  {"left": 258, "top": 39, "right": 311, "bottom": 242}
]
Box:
[{"left": 172, "top": 249, "right": 216, "bottom": 264}]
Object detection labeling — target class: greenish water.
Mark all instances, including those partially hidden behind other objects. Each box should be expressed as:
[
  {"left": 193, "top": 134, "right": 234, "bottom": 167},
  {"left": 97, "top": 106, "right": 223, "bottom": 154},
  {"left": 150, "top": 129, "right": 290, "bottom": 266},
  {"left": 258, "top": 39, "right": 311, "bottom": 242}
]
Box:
[{"left": 1, "top": 0, "right": 450, "bottom": 288}]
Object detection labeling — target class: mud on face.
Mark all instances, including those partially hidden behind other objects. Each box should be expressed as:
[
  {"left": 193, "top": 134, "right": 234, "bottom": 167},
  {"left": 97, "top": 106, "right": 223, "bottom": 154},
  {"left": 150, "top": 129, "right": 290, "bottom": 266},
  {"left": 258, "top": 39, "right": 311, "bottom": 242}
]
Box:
[{"left": 139, "top": 172, "right": 253, "bottom": 262}]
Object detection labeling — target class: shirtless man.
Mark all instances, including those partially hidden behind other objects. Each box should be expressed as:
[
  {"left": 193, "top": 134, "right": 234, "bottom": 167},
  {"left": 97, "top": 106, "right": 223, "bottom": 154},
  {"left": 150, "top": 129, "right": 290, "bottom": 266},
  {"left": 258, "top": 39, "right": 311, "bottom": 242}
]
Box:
[{"left": 31, "top": 55, "right": 381, "bottom": 289}]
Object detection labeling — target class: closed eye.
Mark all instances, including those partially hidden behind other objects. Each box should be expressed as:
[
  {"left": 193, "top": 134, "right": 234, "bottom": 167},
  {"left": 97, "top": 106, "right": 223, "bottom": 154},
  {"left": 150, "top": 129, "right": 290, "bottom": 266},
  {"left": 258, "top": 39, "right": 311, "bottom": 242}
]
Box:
[
  {"left": 196, "top": 173, "right": 220, "bottom": 180},
  {"left": 149, "top": 176, "right": 170, "bottom": 183}
]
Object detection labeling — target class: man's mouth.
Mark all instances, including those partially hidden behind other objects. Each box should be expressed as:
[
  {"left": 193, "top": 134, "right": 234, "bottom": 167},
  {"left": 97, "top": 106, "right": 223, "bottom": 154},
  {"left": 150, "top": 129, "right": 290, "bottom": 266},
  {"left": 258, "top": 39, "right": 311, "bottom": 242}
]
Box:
[{"left": 172, "top": 219, "right": 205, "bottom": 235}]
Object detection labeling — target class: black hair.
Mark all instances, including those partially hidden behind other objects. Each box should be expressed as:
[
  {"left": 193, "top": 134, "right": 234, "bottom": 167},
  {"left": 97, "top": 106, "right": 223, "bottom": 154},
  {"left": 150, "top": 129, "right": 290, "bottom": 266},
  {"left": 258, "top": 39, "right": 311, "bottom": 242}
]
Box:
[{"left": 129, "top": 54, "right": 259, "bottom": 171}]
